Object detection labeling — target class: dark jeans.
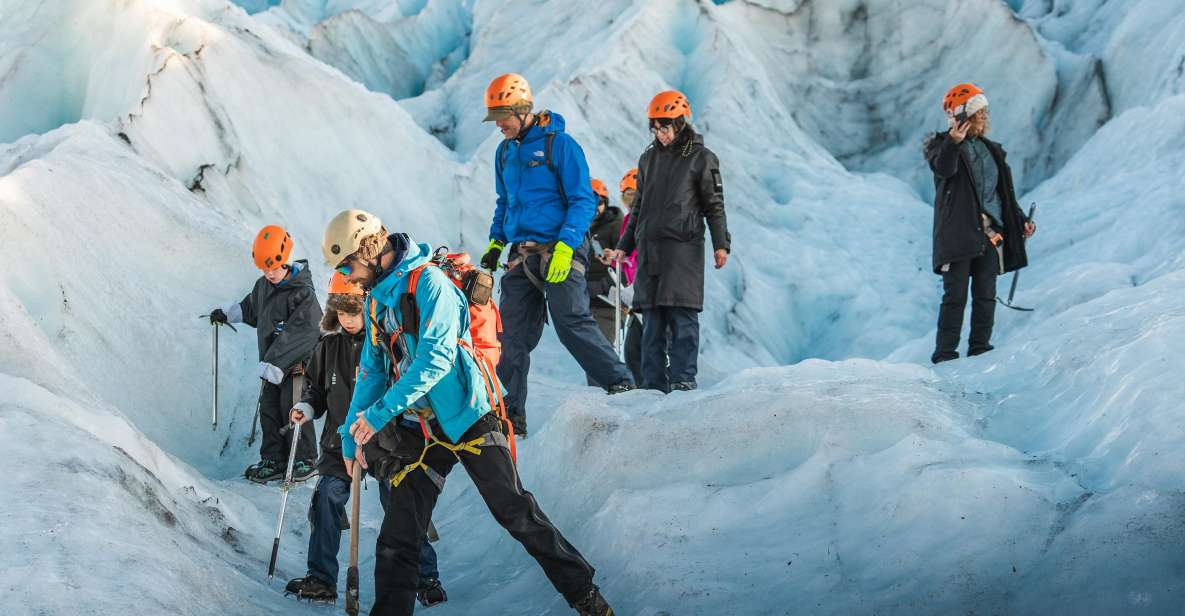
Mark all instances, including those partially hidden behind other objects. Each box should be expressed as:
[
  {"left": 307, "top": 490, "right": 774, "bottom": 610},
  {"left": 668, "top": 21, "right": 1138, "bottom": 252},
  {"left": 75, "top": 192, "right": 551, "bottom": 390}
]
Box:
[
  {"left": 640, "top": 306, "right": 700, "bottom": 392},
  {"left": 933, "top": 251, "right": 998, "bottom": 362},
  {"left": 370, "top": 414, "right": 596, "bottom": 615},
  {"left": 497, "top": 240, "right": 634, "bottom": 418},
  {"left": 305, "top": 475, "right": 437, "bottom": 587},
  {"left": 258, "top": 373, "right": 316, "bottom": 463}
]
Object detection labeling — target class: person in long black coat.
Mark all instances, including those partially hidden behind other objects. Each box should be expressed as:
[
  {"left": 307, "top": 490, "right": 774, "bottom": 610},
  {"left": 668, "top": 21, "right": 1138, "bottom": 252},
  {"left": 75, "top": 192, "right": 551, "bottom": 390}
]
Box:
[
  {"left": 612, "top": 90, "right": 731, "bottom": 392},
  {"left": 925, "top": 83, "right": 1036, "bottom": 364}
]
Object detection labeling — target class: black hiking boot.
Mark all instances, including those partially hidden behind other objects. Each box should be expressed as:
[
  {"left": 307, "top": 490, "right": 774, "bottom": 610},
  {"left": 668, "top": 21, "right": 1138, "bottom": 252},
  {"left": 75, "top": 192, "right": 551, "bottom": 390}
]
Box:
[
  {"left": 930, "top": 350, "right": 959, "bottom": 364},
  {"left": 292, "top": 459, "right": 318, "bottom": 482},
  {"left": 968, "top": 344, "right": 995, "bottom": 357},
  {"left": 571, "top": 585, "right": 614, "bottom": 616},
  {"left": 670, "top": 381, "right": 697, "bottom": 392},
  {"left": 607, "top": 382, "right": 636, "bottom": 395},
  {"left": 285, "top": 576, "right": 337, "bottom": 602},
  {"left": 509, "top": 414, "right": 528, "bottom": 439},
  {"left": 417, "top": 578, "right": 448, "bottom": 608},
  {"left": 245, "top": 458, "right": 282, "bottom": 483}
]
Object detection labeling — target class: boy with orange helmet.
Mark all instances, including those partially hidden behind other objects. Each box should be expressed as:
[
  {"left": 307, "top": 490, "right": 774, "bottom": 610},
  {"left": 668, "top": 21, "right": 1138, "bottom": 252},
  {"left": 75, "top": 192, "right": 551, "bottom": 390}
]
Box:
[{"left": 208, "top": 225, "right": 321, "bottom": 483}]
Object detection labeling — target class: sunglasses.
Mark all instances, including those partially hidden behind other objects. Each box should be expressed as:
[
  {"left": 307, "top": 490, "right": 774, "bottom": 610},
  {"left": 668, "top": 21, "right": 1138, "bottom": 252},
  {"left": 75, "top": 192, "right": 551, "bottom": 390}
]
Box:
[
  {"left": 649, "top": 118, "right": 675, "bottom": 133},
  {"left": 335, "top": 262, "right": 353, "bottom": 276}
]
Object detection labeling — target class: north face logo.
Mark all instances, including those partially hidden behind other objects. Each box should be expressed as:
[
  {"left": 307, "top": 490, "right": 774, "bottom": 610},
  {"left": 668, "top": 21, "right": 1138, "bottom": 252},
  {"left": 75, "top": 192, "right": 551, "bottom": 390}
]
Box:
[{"left": 532, "top": 151, "right": 544, "bottom": 157}]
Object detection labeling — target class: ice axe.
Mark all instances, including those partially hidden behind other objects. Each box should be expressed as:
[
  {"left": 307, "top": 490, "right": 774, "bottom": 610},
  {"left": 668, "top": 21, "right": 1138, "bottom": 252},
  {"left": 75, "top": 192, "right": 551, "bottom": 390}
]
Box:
[
  {"left": 345, "top": 461, "right": 362, "bottom": 616},
  {"left": 197, "top": 316, "right": 236, "bottom": 429},
  {"left": 997, "top": 204, "right": 1037, "bottom": 312},
  {"left": 612, "top": 257, "right": 623, "bottom": 360},
  {"left": 267, "top": 423, "right": 302, "bottom": 579}
]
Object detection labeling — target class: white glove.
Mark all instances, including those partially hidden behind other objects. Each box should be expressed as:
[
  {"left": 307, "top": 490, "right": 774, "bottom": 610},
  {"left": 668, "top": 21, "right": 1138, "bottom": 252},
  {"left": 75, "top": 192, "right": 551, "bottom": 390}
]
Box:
[{"left": 258, "top": 362, "right": 284, "bottom": 385}]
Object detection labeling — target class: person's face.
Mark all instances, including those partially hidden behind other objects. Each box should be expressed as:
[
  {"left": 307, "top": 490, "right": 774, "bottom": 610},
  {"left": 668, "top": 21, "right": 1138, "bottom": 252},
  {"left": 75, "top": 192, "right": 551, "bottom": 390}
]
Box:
[
  {"left": 968, "top": 108, "right": 989, "bottom": 135},
  {"left": 495, "top": 113, "right": 525, "bottom": 140},
  {"left": 262, "top": 266, "right": 287, "bottom": 284},
  {"left": 338, "top": 310, "right": 364, "bottom": 335},
  {"left": 338, "top": 255, "right": 376, "bottom": 288},
  {"left": 651, "top": 119, "right": 677, "bottom": 146},
  {"left": 621, "top": 189, "right": 636, "bottom": 210},
  {"left": 596, "top": 198, "right": 606, "bottom": 217}
]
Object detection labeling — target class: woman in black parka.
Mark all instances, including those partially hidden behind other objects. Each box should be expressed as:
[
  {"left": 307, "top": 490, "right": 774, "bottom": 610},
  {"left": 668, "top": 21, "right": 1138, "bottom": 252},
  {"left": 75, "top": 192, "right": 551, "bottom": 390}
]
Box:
[{"left": 925, "top": 83, "right": 1036, "bottom": 364}]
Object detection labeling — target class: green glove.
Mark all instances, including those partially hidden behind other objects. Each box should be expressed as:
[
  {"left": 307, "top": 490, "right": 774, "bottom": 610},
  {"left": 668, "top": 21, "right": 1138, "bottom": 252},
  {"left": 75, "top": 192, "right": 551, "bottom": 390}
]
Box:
[{"left": 546, "top": 241, "right": 574, "bottom": 283}]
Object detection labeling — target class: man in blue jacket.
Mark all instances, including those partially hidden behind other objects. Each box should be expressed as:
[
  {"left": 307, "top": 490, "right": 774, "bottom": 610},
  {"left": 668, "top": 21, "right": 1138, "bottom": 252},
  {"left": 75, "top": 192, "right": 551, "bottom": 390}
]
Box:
[
  {"left": 479, "top": 73, "right": 635, "bottom": 437},
  {"left": 320, "top": 209, "right": 614, "bottom": 616}
]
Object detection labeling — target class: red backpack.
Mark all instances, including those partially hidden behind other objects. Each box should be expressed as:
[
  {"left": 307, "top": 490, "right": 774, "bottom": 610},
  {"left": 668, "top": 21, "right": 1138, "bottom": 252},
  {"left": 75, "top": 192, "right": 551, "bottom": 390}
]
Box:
[{"left": 403, "top": 250, "right": 516, "bottom": 457}]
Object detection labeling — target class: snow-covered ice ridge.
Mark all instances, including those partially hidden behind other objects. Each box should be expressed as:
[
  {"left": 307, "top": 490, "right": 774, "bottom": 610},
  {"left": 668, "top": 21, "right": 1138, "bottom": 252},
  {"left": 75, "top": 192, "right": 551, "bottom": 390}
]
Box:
[{"left": 1, "top": 0, "right": 1183, "bottom": 613}]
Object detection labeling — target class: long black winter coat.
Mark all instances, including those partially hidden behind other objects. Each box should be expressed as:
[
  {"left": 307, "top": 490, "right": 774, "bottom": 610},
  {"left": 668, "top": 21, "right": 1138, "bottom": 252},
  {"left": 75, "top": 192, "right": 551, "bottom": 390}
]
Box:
[
  {"left": 924, "top": 132, "right": 1030, "bottom": 274},
  {"left": 586, "top": 205, "right": 625, "bottom": 304},
  {"left": 618, "top": 129, "right": 731, "bottom": 311},
  {"left": 298, "top": 330, "right": 365, "bottom": 480},
  {"left": 238, "top": 260, "right": 323, "bottom": 371}
]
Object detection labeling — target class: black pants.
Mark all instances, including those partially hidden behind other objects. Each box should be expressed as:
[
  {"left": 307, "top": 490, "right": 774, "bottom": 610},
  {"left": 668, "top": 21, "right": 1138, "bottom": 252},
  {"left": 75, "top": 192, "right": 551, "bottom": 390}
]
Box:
[
  {"left": 305, "top": 475, "right": 437, "bottom": 588},
  {"left": 624, "top": 314, "right": 643, "bottom": 386},
  {"left": 258, "top": 373, "right": 317, "bottom": 463},
  {"left": 640, "top": 306, "right": 700, "bottom": 392},
  {"left": 370, "top": 414, "right": 596, "bottom": 615},
  {"left": 933, "top": 251, "right": 998, "bottom": 362}
]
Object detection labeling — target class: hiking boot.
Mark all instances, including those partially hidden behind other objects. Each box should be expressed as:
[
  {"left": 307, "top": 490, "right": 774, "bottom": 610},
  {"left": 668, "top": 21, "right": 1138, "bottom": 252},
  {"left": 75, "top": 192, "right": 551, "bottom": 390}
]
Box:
[
  {"left": 292, "top": 459, "right": 318, "bottom": 482},
  {"left": 571, "top": 586, "right": 614, "bottom": 616},
  {"left": 606, "top": 382, "right": 636, "bottom": 395},
  {"left": 245, "top": 458, "right": 282, "bottom": 484},
  {"left": 509, "top": 414, "right": 528, "bottom": 439},
  {"left": 968, "top": 344, "right": 995, "bottom": 357},
  {"left": 417, "top": 578, "right": 448, "bottom": 608},
  {"left": 930, "top": 350, "right": 959, "bottom": 364},
  {"left": 670, "top": 381, "right": 697, "bottom": 392},
  {"left": 285, "top": 576, "right": 337, "bottom": 602}
]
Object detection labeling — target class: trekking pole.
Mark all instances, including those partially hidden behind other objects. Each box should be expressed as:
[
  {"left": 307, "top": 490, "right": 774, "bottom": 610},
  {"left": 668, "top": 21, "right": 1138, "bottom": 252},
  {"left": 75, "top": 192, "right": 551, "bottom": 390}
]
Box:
[
  {"left": 211, "top": 322, "right": 219, "bottom": 429},
  {"left": 248, "top": 382, "right": 262, "bottom": 447},
  {"left": 345, "top": 461, "right": 362, "bottom": 616},
  {"left": 267, "top": 424, "right": 302, "bottom": 578},
  {"left": 997, "top": 204, "right": 1037, "bottom": 312},
  {"left": 612, "top": 257, "right": 623, "bottom": 360},
  {"left": 197, "top": 316, "right": 236, "bottom": 429}
]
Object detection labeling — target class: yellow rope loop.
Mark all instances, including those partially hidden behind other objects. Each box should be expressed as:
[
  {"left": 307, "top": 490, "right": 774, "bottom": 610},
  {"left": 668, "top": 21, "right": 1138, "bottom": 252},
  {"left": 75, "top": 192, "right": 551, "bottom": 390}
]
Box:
[{"left": 388, "top": 430, "right": 486, "bottom": 488}]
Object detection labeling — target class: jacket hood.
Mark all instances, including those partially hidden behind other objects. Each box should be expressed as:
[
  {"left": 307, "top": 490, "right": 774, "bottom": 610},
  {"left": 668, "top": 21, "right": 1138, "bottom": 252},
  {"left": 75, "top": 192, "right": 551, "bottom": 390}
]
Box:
[
  {"left": 521, "top": 110, "right": 566, "bottom": 144},
  {"left": 278, "top": 259, "right": 314, "bottom": 290}
]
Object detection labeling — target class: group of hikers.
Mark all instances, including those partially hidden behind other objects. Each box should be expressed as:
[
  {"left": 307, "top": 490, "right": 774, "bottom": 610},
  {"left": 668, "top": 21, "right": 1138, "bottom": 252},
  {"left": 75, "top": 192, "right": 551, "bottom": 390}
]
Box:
[{"left": 203, "top": 76, "right": 1033, "bottom": 615}]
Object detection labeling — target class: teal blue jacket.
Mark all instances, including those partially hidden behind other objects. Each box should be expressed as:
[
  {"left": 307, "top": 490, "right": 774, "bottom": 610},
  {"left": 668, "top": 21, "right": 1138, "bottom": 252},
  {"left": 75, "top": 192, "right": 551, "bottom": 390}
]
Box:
[{"left": 339, "top": 239, "right": 491, "bottom": 459}]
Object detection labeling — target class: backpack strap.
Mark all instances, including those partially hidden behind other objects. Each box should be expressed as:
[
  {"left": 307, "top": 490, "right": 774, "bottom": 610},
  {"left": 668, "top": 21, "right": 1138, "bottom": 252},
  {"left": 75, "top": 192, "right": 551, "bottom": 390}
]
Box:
[
  {"left": 544, "top": 132, "right": 568, "bottom": 209},
  {"left": 400, "top": 264, "right": 432, "bottom": 338}
]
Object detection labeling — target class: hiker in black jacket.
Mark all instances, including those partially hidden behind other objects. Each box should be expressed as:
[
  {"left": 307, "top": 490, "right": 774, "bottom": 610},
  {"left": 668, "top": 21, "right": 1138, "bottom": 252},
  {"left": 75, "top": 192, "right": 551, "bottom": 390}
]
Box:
[
  {"left": 284, "top": 273, "right": 445, "bottom": 607},
  {"left": 207, "top": 225, "right": 321, "bottom": 483},
  {"left": 584, "top": 178, "right": 626, "bottom": 384},
  {"left": 925, "top": 83, "right": 1036, "bottom": 364},
  {"left": 610, "top": 90, "right": 731, "bottom": 393}
]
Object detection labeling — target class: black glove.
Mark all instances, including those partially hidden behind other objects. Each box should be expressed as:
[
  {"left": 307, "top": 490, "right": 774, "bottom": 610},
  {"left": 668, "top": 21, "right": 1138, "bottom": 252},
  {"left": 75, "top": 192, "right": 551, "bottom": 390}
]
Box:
[
  {"left": 209, "top": 308, "right": 227, "bottom": 324},
  {"left": 480, "top": 239, "right": 505, "bottom": 271}
]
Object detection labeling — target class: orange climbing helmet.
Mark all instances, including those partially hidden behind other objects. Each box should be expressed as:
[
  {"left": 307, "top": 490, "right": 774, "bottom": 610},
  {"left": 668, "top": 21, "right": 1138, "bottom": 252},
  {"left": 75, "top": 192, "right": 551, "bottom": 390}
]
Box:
[
  {"left": 252, "top": 225, "right": 292, "bottom": 271},
  {"left": 484, "top": 73, "right": 533, "bottom": 121},
  {"left": 590, "top": 178, "right": 609, "bottom": 199},
  {"left": 619, "top": 168, "right": 638, "bottom": 193},
  {"left": 942, "top": 83, "right": 988, "bottom": 117},
  {"left": 328, "top": 271, "right": 364, "bottom": 296},
  {"left": 648, "top": 90, "right": 692, "bottom": 120}
]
